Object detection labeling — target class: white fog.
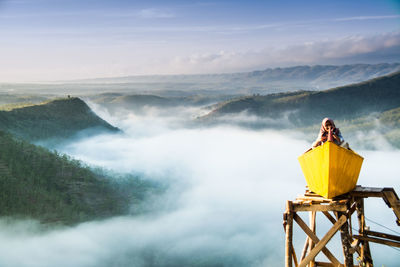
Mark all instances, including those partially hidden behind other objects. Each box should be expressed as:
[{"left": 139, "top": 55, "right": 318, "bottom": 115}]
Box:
[{"left": 0, "top": 105, "right": 399, "bottom": 266}]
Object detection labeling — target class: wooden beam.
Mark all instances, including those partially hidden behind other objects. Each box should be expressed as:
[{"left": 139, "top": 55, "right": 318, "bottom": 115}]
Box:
[
  {"left": 296, "top": 196, "right": 333, "bottom": 202},
  {"left": 350, "top": 186, "right": 385, "bottom": 198},
  {"left": 363, "top": 230, "right": 400, "bottom": 242},
  {"left": 314, "top": 262, "right": 335, "bottom": 267},
  {"left": 293, "top": 204, "right": 347, "bottom": 212},
  {"left": 353, "top": 235, "right": 400, "bottom": 248},
  {"left": 298, "top": 215, "right": 347, "bottom": 267},
  {"left": 293, "top": 214, "right": 342, "bottom": 267}
]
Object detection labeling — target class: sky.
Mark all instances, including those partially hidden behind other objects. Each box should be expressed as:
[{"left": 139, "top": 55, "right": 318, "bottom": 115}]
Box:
[{"left": 0, "top": 0, "right": 399, "bottom": 82}]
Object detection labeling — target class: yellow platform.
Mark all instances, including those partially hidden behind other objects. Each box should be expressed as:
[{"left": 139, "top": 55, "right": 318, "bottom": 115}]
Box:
[{"left": 298, "top": 141, "right": 364, "bottom": 199}]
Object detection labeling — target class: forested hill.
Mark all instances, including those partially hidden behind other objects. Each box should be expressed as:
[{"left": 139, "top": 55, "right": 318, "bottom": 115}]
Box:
[
  {"left": 0, "top": 130, "right": 156, "bottom": 225},
  {"left": 205, "top": 71, "right": 400, "bottom": 126},
  {"left": 0, "top": 97, "right": 119, "bottom": 141}
]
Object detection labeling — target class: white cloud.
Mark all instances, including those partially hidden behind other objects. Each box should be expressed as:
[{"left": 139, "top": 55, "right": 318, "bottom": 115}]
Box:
[{"left": 165, "top": 31, "right": 400, "bottom": 74}]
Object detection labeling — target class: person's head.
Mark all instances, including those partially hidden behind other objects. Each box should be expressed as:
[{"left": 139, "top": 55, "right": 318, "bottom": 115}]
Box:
[{"left": 322, "top": 118, "right": 335, "bottom": 131}]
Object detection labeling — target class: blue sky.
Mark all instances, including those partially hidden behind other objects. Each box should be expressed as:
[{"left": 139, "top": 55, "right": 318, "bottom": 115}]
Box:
[{"left": 0, "top": 0, "right": 399, "bottom": 82}]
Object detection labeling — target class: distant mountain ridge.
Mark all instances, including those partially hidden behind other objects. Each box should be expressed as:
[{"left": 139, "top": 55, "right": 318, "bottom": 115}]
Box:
[
  {"left": 2, "top": 63, "right": 399, "bottom": 96},
  {"left": 0, "top": 97, "right": 119, "bottom": 141},
  {"left": 66, "top": 63, "right": 400, "bottom": 93},
  {"left": 239, "top": 63, "right": 400, "bottom": 87}
]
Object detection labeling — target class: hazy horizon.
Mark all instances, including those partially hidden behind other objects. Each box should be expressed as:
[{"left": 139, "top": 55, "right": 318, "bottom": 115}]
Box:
[
  {"left": 17, "top": 62, "right": 400, "bottom": 84},
  {"left": 0, "top": 0, "right": 399, "bottom": 82}
]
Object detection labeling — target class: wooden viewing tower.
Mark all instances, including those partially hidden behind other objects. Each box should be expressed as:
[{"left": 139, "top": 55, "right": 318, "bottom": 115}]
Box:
[{"left": 283, "top": 186, "right": 400, "bottom": 267}]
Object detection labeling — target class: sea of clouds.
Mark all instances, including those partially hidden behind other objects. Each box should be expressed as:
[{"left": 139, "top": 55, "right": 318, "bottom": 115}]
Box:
[{"left": 0, "top": 104, "right": 399, "bottom": 267}]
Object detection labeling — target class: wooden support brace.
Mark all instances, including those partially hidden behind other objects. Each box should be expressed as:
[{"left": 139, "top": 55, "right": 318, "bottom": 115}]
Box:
[
  {"left": 300, "top": 236, "right": 309, "bottom": 262},
  {"left": 293, "top": 214, "right": 342, "bottom": 267},
  {"left": 364, "top": 230, "right": 400, "bottom": 242},
  {"left": 382, "top": 190, "right": 400, "bottom": 226},
  {"left": 292, "top": 244, "right": 299, "bottom": 267},
  {"left": 298, "top": 214, "right": 347, "bottom": 267},
  {"left": 353, "top": 235, "right": 400, "bottom": 248},
  {"left": 348, "top": 201, "right": 357, "bottom": 217}
]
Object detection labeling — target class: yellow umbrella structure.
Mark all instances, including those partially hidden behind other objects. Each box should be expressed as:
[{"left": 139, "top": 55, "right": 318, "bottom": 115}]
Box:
[{"left": 298, "top": 141, "right": 364, "bottom": 199}]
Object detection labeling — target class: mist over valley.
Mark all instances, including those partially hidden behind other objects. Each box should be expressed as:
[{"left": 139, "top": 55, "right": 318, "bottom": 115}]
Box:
[{"left": 0, "top": 66, "right": 399, "bottom": 266}]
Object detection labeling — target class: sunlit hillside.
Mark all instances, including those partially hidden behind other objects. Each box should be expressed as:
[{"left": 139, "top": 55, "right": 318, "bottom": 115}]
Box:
[{"left": 0, "top": 97, "right": 119, "bottom": 141}]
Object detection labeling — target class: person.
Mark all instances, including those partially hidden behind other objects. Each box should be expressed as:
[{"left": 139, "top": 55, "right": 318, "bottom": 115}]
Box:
[{"left": 312, "top": 118, "right": 349, "bottom": 149}]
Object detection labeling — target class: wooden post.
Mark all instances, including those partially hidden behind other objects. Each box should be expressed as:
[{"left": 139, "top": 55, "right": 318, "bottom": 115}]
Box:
[
  {"left": 338, "top": 211, "right": 354, "bottom": 267},
  {"left": 285, "top": 200, "right": 294, "bottom": 267},
  {"left": 348, "top": 204, "right": 353, "bottom": 238},
  {"left": 308, "top": 211, "right": 316, "bottom": 267},
  {"left": 356, "top": 198, "right": 373, "bottom": 266}
]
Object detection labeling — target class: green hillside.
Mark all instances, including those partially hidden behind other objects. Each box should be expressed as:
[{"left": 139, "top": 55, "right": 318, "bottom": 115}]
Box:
[
  {"left": 0, "top": 97, "right": 119, "bottom": 141},
  {"left": 346, "top": 107, "right": 400, "bottom": 148},
  {"left": 296, "top": 106, "right": 400, "bottom": 148},
  {"left": 206, "top": 71, "right": 400, "bottom": 125},
  {"left": 0, "top": 130, "right": 158, "bottom": 225}
]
